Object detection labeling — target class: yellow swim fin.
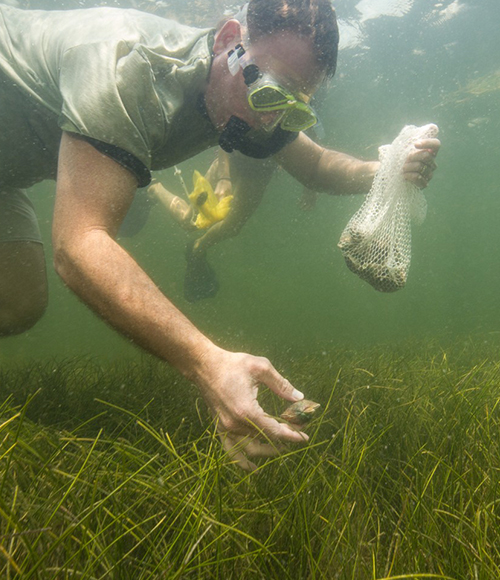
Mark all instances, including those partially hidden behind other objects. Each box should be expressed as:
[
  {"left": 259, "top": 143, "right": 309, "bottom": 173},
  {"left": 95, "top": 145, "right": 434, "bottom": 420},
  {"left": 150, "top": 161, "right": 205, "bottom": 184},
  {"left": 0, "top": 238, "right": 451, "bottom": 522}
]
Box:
[{"left": 188, "top": 170, "right": 233, "bottom": 229}]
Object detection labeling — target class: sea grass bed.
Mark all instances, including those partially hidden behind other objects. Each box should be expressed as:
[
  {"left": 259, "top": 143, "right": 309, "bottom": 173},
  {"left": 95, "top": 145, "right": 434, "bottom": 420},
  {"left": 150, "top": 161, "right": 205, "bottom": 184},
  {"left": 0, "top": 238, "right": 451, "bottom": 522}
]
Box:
[{"left": 1, "top": 340, "right": 500, "bottom": 579}]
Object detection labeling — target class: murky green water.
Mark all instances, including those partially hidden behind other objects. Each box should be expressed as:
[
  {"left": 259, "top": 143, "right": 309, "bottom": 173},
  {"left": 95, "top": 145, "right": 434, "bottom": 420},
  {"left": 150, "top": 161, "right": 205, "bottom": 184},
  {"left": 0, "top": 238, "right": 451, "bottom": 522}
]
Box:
[{"left": 2, "top": 0, "right": 499, "bottom": 363}]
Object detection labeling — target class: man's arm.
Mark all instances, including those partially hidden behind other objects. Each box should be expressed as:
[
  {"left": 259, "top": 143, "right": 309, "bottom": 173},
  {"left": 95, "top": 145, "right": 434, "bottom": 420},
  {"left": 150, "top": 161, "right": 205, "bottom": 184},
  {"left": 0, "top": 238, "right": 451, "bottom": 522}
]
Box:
[
  {"left": 193, "top": 153, "right": 276, "bottom": 255},
  {"left": 276, "top": 131, "right": 439, "bottom": 194},
  {"left": 52, "top": 132, "right": 307, "bottom": 470},
  {"left": 206, "top": 148, "right": 232, "bottom": 200}
]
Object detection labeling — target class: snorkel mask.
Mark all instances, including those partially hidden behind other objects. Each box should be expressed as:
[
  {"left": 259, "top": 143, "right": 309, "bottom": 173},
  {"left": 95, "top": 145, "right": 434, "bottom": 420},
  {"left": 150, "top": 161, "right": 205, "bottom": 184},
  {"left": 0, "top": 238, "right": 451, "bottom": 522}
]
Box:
[
  {"left": 217, "top": 3, "right": 317, "bottom": 157},
  {"left": 227, "top": 43, "right": 318, "bottom": 133}
]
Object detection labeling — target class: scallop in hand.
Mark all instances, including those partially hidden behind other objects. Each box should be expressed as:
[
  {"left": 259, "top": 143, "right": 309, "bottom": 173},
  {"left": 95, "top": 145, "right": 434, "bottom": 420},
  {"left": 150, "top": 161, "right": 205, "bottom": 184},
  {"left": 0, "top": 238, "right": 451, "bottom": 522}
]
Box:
[{"left": 280, "top": 400, "right": 320, "bottom": 425}]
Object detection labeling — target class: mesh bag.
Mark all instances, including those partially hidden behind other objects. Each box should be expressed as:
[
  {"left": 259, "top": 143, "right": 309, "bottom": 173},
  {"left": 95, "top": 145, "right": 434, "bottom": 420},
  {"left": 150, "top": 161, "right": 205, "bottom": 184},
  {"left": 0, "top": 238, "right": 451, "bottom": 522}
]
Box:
[{"left": 338, "top": 123, "right": 439, "bottom": 292}]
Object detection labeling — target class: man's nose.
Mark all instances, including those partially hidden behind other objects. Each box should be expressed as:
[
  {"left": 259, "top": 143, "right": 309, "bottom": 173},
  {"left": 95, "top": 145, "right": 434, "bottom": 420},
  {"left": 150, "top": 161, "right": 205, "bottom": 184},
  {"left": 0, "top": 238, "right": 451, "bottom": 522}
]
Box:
[{"left": 257, "top": 110, "right": 284, "bottom": 129}]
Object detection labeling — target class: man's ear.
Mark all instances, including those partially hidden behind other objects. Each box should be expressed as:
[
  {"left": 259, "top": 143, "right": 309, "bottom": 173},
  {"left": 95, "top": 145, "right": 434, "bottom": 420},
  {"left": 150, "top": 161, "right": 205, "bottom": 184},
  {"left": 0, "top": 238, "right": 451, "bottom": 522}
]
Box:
[{"left": 213, "top": 19, "right": 242, "bottom": 55}]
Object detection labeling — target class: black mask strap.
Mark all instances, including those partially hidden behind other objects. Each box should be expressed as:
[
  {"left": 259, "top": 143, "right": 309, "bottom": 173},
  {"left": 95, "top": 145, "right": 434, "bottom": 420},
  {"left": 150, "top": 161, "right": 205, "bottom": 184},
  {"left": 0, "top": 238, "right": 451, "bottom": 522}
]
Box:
[
  {"left": 219, "top": 116, "right": 299, "bottom": 159},
  {"left": 218, "top": 116, "right": 252, "bottom": 153}
]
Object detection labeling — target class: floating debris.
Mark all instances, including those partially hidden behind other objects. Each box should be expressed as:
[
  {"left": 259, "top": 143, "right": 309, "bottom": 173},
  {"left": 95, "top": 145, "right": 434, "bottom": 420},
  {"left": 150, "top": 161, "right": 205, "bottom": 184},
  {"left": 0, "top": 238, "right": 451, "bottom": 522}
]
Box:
[
  {"left": 424, "top": 0, "right": 466, "bottom": 27},
  {"left": 436, "top": 70, "right": 500, "bottom": 107}
]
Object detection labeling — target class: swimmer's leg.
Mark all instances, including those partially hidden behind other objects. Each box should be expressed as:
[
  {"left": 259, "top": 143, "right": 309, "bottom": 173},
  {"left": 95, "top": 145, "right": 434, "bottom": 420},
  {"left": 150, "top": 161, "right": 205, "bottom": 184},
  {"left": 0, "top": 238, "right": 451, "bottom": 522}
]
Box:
[
  {"left": 0, "top": 242, "right": 48, "bottom": 336},
  {"left": 148, "top": 180, "right": 195, "bottom": 230},
  {"left": 0, "top": 188, "right": 48, "bottom": 336}
]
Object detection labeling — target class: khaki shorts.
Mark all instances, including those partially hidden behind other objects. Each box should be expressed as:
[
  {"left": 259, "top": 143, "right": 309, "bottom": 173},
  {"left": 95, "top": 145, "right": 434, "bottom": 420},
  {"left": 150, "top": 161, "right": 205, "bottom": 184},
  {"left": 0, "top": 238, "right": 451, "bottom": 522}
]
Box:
[{"left": 0, "top": 187, "right": 42, "bottom": 244}]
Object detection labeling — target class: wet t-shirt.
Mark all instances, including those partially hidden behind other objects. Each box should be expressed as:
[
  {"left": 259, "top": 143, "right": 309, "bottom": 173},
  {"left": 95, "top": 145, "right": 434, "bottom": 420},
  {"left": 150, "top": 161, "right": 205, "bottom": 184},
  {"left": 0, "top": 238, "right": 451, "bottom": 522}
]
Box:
[{"left": 0, "top": 5, "right": 218, "bottom": 187}]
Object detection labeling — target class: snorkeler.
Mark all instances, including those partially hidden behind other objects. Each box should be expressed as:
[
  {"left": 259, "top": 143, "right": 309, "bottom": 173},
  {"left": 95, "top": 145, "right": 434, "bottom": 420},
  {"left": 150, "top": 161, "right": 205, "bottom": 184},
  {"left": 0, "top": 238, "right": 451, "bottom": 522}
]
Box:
[
  {"left": 0, "top": 0, "right": 439, "bottom": 470},
  {"left": 141, "top": 148, "right": 259, "bottom": 303},
  {"left": 143, "top": 151, "right": 234, "bottom": 302}
]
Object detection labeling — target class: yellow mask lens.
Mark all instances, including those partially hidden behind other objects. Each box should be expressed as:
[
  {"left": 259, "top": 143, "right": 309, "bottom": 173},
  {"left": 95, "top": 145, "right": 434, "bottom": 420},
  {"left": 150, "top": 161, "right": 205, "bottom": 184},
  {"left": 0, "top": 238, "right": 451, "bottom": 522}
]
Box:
[
  {"left": 248, "top": 81, "right": 317, "bottom": 132},
  {"left": 248, "top": 85, "right": 291, "bottom": 110},
  {"left": 280, "top": 104, "right": 317, "bottom": 132}
]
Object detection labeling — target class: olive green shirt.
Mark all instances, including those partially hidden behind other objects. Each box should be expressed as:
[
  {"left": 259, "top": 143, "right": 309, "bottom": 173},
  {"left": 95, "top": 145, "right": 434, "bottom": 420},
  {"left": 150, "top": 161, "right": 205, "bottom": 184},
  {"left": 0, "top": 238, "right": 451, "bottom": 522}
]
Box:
[{"left": 0, "top": 5, "right": 218, "bottom": 188}]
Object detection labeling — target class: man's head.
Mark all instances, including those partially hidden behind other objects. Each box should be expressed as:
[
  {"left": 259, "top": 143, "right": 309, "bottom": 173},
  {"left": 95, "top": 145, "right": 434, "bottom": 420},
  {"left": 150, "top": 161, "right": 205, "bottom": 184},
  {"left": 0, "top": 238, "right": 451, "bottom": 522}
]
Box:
[
  {"left": 246, "top": 0, "right": 339, "bottom": 80},
  {"left": 205, "top": 0, "right": 339, "bottom": 157}
]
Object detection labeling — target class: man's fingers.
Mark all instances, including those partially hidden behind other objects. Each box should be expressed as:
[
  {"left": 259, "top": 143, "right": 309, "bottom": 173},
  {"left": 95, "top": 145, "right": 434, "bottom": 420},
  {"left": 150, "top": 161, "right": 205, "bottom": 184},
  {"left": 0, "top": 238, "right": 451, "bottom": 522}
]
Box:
[
  {"left": 242, "top": 439, "right": 285, "bottom": 458},
  {"left": 220, "top": 435, "right": 258, "bottom": 472},
  {"left": 228, "top": 408, "right": 310, "bottom": 445},
  {"left": 219, "top": 431, "right": 292, "bottom": 472},
  {"left": 407, "top": 150, "right": 438, "bottom": 167},
  {"left": 404, "top": 171, "right": 433, "bottom": 188},
  {"left": 219, "top": 411, "right": 309, "bottom": 450},
  {"left": 407, "top": 136, "right": 439, "bottom": 185},
  {"left": 219, "top": 433, "right": 283, "bottom": 469},
  {"left": 252, "top": 357, "right": 304, "bottom": 402},
  {"left": 404, "top": 154, "right": 436, "bottom": 188},
  {"left": 404, "top": 161, "right": 436, "bottom": 177},
  {"left": 414, "top": 137, "right": 440, "bottom": 155},
  {"left": 251, "top": 413, "right": 310, "bottom": 445}
]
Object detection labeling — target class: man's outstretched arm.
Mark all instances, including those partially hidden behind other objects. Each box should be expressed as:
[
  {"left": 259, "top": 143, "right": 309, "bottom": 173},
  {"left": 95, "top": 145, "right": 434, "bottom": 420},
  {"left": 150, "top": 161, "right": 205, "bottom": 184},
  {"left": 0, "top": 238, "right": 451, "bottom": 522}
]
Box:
[
  {"left": 276, "top": 131, "right": 439, "bottom": 194},
  {"left": 52, "top": 132, "right": 308, "bottom": 470}
]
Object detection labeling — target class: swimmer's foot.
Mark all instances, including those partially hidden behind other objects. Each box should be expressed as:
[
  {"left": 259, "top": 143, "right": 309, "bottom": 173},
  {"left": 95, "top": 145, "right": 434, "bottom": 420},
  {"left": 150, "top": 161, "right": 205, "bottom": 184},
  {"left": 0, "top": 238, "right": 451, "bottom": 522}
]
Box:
[
  {"left": 184, "top": 241, "right": 219, "bottom": 302},
  {"left": 298, "top": 187, "right": 318, "bottom": 211}
]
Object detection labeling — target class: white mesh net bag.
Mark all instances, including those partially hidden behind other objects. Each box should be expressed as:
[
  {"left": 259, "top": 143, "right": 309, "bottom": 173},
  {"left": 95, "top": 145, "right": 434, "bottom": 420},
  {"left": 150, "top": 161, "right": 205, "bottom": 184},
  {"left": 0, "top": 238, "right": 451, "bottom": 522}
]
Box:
[{"left": 338, "top": 123, "right": 439, "bottom": 292}]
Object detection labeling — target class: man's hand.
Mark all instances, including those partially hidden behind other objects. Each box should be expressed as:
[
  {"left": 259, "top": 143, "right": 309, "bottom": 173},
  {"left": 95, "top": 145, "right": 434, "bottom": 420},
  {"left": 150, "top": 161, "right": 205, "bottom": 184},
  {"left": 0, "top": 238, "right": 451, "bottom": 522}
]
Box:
[
  {"left": 403, "top": 138, "right": 441, "bottom": 189},
  {"left": 214, "top": 177, "right": 232, "bottom": 201},
  {"left": 196, "top": 346, "right": 309, "bottom": 471}
]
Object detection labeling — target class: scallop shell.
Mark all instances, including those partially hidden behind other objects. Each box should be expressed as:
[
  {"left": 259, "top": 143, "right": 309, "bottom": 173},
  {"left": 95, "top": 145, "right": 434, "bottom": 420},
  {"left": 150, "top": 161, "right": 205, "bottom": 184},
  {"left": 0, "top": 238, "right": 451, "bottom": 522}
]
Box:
[{"left": 280, "top": 400, "right": 320, "bottom": 425}]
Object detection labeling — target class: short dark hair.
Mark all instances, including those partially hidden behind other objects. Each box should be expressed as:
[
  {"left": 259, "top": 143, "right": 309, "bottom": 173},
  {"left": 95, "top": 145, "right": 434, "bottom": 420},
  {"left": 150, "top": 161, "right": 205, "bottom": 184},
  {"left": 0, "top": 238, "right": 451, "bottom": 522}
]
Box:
[{"left": 246, "top": 0, "right": 339, "bottom": 78}]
